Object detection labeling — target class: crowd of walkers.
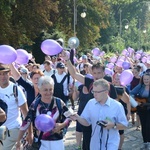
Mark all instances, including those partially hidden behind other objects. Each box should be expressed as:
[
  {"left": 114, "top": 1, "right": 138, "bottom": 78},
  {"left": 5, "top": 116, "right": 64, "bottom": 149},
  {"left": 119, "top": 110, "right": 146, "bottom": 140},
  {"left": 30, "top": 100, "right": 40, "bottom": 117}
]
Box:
[{"left": 0, "top": 47, "right": 150, "bottom": 150}]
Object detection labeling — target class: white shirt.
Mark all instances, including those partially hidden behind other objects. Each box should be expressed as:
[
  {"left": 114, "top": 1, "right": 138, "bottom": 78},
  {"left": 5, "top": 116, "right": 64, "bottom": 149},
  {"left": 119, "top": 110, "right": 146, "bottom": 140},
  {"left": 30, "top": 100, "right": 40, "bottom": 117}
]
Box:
[
  {"left": 76, "top": 63, "right": 84, "bottom": 71},
  {"left": 81, "top": 97, "right": 128, "bottom": 150},
  {"left": 0, "top": 81, "right": 27, "bottom": 129},
  {"left": 54, "top": 72, "right": 73, "bottom": 96},
  {"left": 44, "top": 69, "right": 57, "bottom": 77}
]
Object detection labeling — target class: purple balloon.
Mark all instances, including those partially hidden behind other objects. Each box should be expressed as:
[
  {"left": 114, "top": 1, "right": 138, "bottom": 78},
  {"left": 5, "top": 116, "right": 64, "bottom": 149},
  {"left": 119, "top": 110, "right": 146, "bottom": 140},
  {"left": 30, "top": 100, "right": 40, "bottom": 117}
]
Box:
[
  {"left": 106, "top": 63, "right": 114, "bottom": 69},
  {"left": 105, "top": 68, "right": 114, "bottom": 76},
  {"left": 92, "top": 48, "right": 100, "bottom": 56},
  {"left": 119, "top": 56, "right": 125, "bottom": 61},
  {"left": 73, "top": 56, "right": 78, "bottom": 63},
  {"left": 110, "top": 56, "right": 117, "bottom": 63},
  {"left": 35, "top": 114, "right": 55, "bottom": 132},
  {"left": 41, "top": 39, "right": 63, "bottom": 56},
  {"left": 127, "top": 47, "right": 134, "bottom": 55},
  {"left": 99, "top": 51, "right": 105, "bottom": 57},
  {"left": 116, "top": 59, "right": 124, "bottom": 67},
  {"left": 122, "top": 49, "right": 128, "bottom": 55},
  {"left": 0, "top": 45, "right": 17, "bottom": 64},
  {"left": 141, "top": 57, "right": 147, "bottom": 63},
  {"left": 135, "top": 53, "right": 141, "bottom": 60},
  {"left": 120, "top": 70, "right": 133, "bottom": 86},
  {"left": 122, "top": 61, "right": 130, "bottom": 70},
  {"left": 15, "top": 49, "right": 29, "bottom": 65}
]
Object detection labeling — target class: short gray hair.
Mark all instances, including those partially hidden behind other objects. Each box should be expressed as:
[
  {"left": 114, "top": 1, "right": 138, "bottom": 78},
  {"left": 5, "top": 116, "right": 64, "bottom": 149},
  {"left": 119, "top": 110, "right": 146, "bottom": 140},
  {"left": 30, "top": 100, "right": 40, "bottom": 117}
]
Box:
[
  {"left": 38, "top": 76, "right": 54, "bottom": 89},
  {"left": 93, "top": 78, "right": 109, "bottom": 90}
]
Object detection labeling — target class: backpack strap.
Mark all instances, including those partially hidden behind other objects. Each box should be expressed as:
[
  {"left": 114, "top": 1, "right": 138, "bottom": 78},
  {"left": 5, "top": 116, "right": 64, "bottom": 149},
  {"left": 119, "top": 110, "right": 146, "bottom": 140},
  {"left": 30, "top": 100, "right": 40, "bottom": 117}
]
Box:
[
  {"left": 13, "top": 84, "right": 18, "bottom": 103},
  {"left": 33, "top": 96, "right": 42, "bottom": 144},
  {"left": 52, "top": 74, "right": 58, "bottom": 84},
  {"left": 88, "top": 82, "right": 93, "bottom": 93},
  {"left": 55, "top": 98, "right": 62, "bottom": 120},
  {"left": 60, "top": 75, "right": 67, "bottom": 84},
  {"left": 53, "top": 69, "right": 56, "bottom": 74},
  {"left": 33, "top": 96, "right": 41, "bottom": 111}
]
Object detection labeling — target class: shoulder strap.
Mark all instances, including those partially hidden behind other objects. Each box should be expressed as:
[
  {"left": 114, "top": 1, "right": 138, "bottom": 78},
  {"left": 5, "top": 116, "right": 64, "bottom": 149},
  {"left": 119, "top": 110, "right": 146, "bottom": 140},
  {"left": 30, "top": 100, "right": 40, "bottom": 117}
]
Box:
[
  {"left": 79, "top": 64, "right": 81, "bottom": 70},
  {"left": 52, "top": 74, "right": 57, "bottom": 84},
  {"left": 13, "top": 84, "right": 18, "bottom": 103},
  {"left": 56, "top": 98, "right": 62, "bottom": 116},
  {"left": 53, "top": 69, "right": 56, "bottom": 74},
  {"left": 60, "top": 75, "right": 67, "bottom": 84},
  {"left": 34, "top": 96, "right": 41, "bottom": 110},
  {"left": 88, "top": 82, "right": 93, "bottom": 93}
]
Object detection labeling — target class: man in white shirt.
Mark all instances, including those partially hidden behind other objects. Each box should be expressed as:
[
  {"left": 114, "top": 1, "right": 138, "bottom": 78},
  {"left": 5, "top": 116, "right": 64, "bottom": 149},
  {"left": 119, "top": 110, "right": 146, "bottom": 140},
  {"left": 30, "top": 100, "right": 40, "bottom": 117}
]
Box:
[
  {"left": 43, "top": 60, "right": 56, "bottom": 76},
  {"left": 0, "top": 64, "right": 29, "bottom": 150},
  {"left": 70, "top": 79, "right": 128, "bottom": 150}
]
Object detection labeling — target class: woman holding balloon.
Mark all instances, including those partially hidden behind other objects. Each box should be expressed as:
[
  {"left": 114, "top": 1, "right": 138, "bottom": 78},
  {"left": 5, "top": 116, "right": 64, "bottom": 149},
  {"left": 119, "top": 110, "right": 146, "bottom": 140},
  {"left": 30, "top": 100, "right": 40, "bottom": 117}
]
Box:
[
  {"left": 130, "top": 72, "right": 150, "bottom": 149},
  {"left": 16, "top": 76, "right": 71, "bottom": 150}
]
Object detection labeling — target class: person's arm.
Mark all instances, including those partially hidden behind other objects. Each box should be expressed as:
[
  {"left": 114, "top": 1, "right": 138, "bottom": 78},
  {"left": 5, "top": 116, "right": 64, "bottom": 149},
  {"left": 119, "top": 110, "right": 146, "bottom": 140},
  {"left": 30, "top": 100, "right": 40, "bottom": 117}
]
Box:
[
  {"left": 61, "top": 51, "right": 85, "bottom": 84},
  {"left": 121, "top": 92, "right": 131, "bottom": 120},
  {"left": 66, "top": 60, "right": 85, "bottom": 84},
  {"left": 16, "top": 106, "right": 34, "bottom": 150},
  {"left": 0, "top": 107, "right": 6, "bottom": 123},
  {"left": 9, "top": 63, "right": 21, "bottom": 80},
  {"left": 130, "top": 84, "right": 141, "bottom": 96},
  {"left": 72, "top": 85, "right": 79, "bottom": 101},
  {"left": 70, "top": 113, "right": 90, "bottom": 126}
]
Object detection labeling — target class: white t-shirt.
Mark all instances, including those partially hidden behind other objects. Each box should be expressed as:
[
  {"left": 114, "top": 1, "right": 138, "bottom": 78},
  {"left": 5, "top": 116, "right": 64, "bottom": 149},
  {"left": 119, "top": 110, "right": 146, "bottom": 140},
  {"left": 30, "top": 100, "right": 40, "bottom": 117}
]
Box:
[
  {"left": 76, "top": 63, "right": 84, "bottom": 72},
  {"left": 0, "top": 81, "right": 27, "bottom": 129},
  {"left": 44, "top": 69, "right": 57, "bottom": 77},
  {"left": 54, "top": 72, "right": 73, "bottom": 96}
]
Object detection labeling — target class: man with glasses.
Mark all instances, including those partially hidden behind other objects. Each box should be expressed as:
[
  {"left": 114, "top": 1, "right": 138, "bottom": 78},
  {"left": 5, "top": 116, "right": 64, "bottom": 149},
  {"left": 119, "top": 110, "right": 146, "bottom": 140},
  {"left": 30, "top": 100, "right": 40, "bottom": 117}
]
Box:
[{"left": 70, "top": 79, "right": 128, "bottom": 150}]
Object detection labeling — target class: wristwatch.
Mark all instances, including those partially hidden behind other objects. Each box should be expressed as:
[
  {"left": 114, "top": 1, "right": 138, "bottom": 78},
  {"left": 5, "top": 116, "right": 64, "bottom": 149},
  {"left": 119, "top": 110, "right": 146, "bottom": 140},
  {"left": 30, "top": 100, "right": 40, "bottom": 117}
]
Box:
[{"left": 113, "top": 122, "right": 117, "bottom": 129}]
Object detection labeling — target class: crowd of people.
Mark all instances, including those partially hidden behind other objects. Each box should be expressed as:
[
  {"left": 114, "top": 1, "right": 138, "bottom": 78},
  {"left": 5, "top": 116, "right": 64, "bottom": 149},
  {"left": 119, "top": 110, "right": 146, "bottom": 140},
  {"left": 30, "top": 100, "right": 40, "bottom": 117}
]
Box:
[{"left": 0, "top": 46, "right": 150, "bottom": 150}]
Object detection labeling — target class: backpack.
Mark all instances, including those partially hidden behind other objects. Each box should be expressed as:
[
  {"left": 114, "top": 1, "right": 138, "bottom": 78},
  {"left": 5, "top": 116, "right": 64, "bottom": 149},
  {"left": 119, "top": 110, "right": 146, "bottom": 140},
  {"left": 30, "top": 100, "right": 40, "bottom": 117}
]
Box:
[
  {"left": 0, "top": 100, "right": 7, "bottom": 126},
  {"left": 13, "top": 84, "right": 18, "bottom": 103},
  {"left": 51, "top": 74, "right": 68, "bottom": 101}
]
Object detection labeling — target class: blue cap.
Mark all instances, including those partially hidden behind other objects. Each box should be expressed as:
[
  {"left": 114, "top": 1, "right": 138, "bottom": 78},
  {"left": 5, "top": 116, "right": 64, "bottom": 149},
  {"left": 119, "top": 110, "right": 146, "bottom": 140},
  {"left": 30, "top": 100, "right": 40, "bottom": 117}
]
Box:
[{"left": 56, "top": 62, "right": 65, "bottom": 69}]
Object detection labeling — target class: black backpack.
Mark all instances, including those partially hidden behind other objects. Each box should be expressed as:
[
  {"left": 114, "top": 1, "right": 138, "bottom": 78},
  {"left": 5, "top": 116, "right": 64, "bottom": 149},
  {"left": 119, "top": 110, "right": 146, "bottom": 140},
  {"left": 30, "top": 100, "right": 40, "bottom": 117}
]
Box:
[
  {"left": 51, "top": 74, "right": 68, "bottom": 102},
  {"left": 0, "top": 99, "right": 7, "bottom": 126}
]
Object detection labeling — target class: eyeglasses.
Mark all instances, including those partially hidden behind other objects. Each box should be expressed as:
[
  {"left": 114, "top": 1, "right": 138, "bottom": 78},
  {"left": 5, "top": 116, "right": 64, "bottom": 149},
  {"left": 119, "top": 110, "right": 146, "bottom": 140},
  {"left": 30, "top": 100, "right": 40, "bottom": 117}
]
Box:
[{"left": 91, "top": 89, "right": 107, "bottom": 94}]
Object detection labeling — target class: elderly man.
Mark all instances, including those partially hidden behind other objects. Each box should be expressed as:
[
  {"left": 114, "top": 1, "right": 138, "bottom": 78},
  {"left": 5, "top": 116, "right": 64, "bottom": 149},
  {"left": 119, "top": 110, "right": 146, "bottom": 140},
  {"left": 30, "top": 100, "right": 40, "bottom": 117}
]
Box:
[
  {"left": 70, "top": 79, "right": 128, "bottom": 150},
  {"left": 0, "top": 64, "right": 30, "bottom": 150}
]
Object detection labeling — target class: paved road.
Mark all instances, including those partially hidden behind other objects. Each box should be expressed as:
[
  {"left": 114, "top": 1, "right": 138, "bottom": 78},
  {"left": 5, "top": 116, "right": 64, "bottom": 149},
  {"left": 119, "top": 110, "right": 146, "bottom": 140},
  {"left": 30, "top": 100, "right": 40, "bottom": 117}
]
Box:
[{"left": 64, "top": 104, "right": 143, "bottom": 150}]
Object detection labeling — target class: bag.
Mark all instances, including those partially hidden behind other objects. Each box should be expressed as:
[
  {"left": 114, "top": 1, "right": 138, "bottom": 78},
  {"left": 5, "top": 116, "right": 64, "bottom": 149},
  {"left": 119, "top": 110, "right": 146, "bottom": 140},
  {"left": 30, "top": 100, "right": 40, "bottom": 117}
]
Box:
[
  {"left": 0, "top": 126, "right": 8, "bottom": 141},
  {"left": 51, "top": 74, "right": 68, "bottom": 101},
  {"left": 0, "top": 99, "right": 8, "bottom": 126}
]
